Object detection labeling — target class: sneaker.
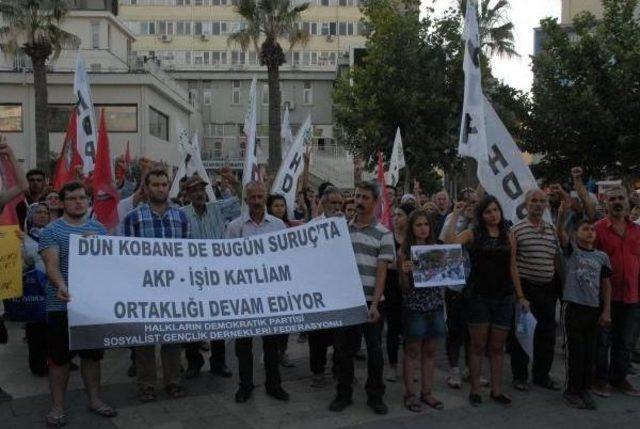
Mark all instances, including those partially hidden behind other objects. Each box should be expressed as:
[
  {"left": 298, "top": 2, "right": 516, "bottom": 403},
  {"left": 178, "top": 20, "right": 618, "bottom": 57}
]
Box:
[
  {"left": 611, "top": 379, "right": 640, "bottom": 397},
  {"left": 311, "top": 374, "right": 328, "bottom": 388},
  {"left": 384, "top": 365, "right": 398, "bottom": 382},
  {"left": 0, "top": 387, "right": 12, "bottom": 403},
  {"left": 447, "top": 367, "right": 462, "bottom": 389},
  {"left": 563, "top": 391, "right": 587, "bottom": 409},
  {"left": 579, "top": 391, "right": 597, "bottom": 410},
  {"left": 366, "top": 399, "right": 388, "bottom": 415},
  {"left": 480, "top": 376, "right": 490, "bottom": 388},
  {"left": 329, "top": 396, "right": 353, "bottom": 412},
  {"left": 591, "top": 382, "right": 612, "bottom": 398}
]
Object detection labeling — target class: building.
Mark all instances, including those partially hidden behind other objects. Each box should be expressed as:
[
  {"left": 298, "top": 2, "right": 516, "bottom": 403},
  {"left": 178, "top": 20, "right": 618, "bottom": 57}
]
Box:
[
  {"left": 0, "top": 3, "right": 200, "bottom": 169},
  {"left": 117, "top": 0, "right": 361, "bottom": 188}
]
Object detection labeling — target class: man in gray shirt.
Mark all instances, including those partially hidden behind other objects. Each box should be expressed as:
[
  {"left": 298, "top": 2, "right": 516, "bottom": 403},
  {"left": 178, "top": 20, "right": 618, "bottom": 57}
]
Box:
[
  {"left": 180, "top": 175, "right": 240, "bottom": 379},
  {"left": 225, "top": 181, "right": 288, "bottom": 403}
]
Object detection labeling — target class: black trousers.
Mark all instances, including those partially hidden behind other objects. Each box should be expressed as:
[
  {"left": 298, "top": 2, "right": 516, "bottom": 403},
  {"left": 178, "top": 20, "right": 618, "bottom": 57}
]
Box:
[
  {"left": 308, "top": 329, "right": 335, "bottom": 375},
  {"left": 235, "top": 335, "right": 282, "bottom": 390},
  {"left": 510, "top": 279, "right": 558, "bottom": 382},
  {"left": 445, "top": 289, "right": 468, "bottom": 368},
  {"left": 565, "top": 303, "right": 600, "bottom": 393},
  {"left": 334, "top": 302, "right": 385, "bottom": 401},
  {"left": 384, "top": 270, "right": 402, "bottom": 366},
  {"left": 26, "top": 322, "right": 47, "bottom": 374},
  {"left": 185, "top": 340, "right": 227, "bottom": 371}
]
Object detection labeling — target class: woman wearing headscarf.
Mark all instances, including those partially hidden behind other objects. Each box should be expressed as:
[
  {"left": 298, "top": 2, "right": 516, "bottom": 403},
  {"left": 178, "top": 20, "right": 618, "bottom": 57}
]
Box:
[{"left": 22, "top": 202, "right": 50, "bottom": 376}]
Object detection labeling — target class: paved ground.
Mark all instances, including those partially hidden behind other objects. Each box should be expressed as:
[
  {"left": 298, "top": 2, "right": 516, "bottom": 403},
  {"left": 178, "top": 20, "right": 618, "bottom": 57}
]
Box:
[{"left": 1, "top": 320, "right": 638, "bottom": 429}]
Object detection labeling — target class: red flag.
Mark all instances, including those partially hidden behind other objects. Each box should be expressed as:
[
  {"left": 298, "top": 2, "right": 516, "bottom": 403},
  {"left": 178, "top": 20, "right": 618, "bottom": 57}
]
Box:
[
  {"left": 53, "top": 110, "right": 83, "bottom": 191},
  {"left": 375, "top": 151, "right": 392, "bottom": 231},
  {"left": 0, "top": 156, "right": 22, "bottom": 226},
  {"left": 114, "top": 141, "right": 131, "bottom": 184},
  {"left": 92, "top": 109, "right": 119, "bottom": 229}
]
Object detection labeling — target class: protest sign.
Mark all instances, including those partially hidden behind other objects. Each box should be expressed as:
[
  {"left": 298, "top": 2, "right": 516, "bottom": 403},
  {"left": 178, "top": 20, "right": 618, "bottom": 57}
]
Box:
[
  {"left": 67, "top": 218, "right": 368, "bottom": 350},
  {"left": 74, "top": 54, "right": 97, "bottom": 174},
  {"left": 0, "top": 225, "right": 23, "bottom": 300},
  {"left": 515, "top": 307, "right": 537, "bottom": 359},
  {"left": 411, "top": 244, "right": 466, "bottom": 288}
]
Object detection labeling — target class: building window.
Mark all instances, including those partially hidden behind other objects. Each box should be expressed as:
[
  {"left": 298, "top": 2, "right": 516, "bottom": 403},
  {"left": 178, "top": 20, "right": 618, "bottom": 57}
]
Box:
[
  {"left": 48, "top": 105, "right": 137, "bottom": 133},
  {"left": 189, "top": 89, "right": 199, "bottom": 105},
  {"left": 0, "top": 104, "right": 22, "bottom": 132},
  {"left": 232, "top": 80, "right": 241, "bottom": 105},
  {"left": 261, "top": 83, "right": 269, "bottom": 106},
  {"left": 149, "top": 107, "right": 169, "bottom": 141},
  {"left": 194, "top": 21, "right": 203, "bottom": 35},
  {"left": 321, "top": 22, "right": 329, "bottom": 36},
  {"left": 303, "top": 82, "right": 313, "bottom": 105},
  {"left": 320, "top": 0, "right": 329, "bottom": 5},
  {"left": 338, "top": 22, "right": 347, "bottom": 36},
  {"left": 231, "top": 50, "right": 245, "bottom": 65},
  {"left": 203, "top": 90, "right": 212, "bottom": 106},
  {"left": 91, "top": 21, "right": 100, "bottom": 48},
  {"left": 177, "top": 21, "right": 191, "bottom": 35}
]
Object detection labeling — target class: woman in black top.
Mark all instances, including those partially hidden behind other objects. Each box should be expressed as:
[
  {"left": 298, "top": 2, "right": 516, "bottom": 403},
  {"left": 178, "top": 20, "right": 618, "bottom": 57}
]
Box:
[{"left": 445, "top": 196, "right": 529, "bottom": 407}]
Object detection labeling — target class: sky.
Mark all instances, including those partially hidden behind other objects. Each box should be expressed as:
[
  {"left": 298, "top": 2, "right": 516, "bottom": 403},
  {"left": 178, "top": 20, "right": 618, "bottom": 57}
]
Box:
[{"left": 420, "top": 0, "right": 561, "bottom": 92}]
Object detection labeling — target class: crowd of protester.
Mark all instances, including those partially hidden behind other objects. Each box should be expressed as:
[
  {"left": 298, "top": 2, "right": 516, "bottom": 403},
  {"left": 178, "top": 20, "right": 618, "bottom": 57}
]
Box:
[{"left": 1, "top": 140, "right": 639, "bottom": 427}]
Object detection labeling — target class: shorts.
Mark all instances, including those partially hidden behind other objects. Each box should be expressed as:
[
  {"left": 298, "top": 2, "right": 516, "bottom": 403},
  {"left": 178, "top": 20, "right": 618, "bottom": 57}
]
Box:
[
  {"left": 47, "top": 311, "right": 104, "bottom": 366},
  {"left": 403, "top": 309, "right": 446, "bottom": 341},
  {"left": 467, "top": 295, "right": 514, "bottom": 330}
]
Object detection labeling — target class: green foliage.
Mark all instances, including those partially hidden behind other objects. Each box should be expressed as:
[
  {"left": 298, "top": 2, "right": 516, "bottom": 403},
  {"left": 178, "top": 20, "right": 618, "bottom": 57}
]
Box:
[
  {"left": 526, "top": 0, "right": 640, "bottom": 181},
  {"left": 333, "top": 0, "right": 528, "bottom": 190}
]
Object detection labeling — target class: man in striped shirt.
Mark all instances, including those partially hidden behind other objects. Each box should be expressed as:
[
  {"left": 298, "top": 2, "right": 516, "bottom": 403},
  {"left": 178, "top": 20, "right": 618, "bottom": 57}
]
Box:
[
  {"left": 330, "top": 181, "right": 395, "bottom": 415},
  {"left": 510, "top": 189, "right": 561, "bottom": 391}
]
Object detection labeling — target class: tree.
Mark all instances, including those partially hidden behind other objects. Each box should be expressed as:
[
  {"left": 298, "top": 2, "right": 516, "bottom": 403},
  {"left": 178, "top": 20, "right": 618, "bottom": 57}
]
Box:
[
  {"left": 0, "top": 0, "right": 79, "bottom": 173},
  {"left": 458, "top": 0, "right": 519, "bottom": 59},
  {"left": 333, "top": 0, "right": 528, "bottom": 192},
  {"left": 228, "top": 0, "right": 309, "bottom": 173},
  {"left": 525, "top": 0, "right": 640, "bottom": 182}
]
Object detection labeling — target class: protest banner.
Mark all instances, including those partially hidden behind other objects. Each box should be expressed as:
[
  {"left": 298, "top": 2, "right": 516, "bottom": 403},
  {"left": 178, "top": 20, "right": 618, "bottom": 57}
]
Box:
[
  {"left": 0, "top": 225, "right": 23, "bottom": 300},
  {"left": 411, "top": 244, "right": 466, "bottom": 288},
  {"left": 74, "top": 54, "right": 97, "bottom": 174},
  {"left": 67, "top": 217, "right": 368, "bottom": 350},
  {"left": 281, "top": 105, "right": 294, "bottom": 161}
]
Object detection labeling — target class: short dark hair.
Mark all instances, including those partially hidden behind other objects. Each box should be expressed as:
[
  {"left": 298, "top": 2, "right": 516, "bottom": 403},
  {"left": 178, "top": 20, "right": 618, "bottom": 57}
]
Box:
[
  {"left": 145, "top": 168, "right": 169, "bottom": 186},
  {"left": 575, "top": 217, "right": 595, "bottom": 229},
  {"left": 59, "top": 182, "right": 86, "bottom": 201},
  {"left": 318, "top": 182, "right": 334, "bottom": 199},
  {"left": 26, "top": 169, "right": 45, "bottom": 179},
  {"left": 355, "top": 180, "right": 380, "bottom": 199}
]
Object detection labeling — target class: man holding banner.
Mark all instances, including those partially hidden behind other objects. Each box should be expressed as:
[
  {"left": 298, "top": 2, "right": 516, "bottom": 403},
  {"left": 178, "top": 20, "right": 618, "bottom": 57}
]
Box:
[
  {"left": 225, "top": 181, "right": 289, "bottom": 403},
  {"left": 330, "top": 181, "right": 395, "bottom": 415},
  {"left": 39, "top": 182, "right": 116, "bottom": 426},
  {"left": 123, "top": 168, "right": 190, "bottom": 402}
]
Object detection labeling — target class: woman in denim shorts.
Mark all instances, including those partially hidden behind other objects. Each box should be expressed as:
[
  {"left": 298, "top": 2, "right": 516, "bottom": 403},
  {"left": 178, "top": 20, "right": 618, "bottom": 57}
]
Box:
[
  {"left": 398, "top": 210, "right": 446, "bottom": 412},
  {"left": 444, "top": 196, "right": 528, "bottom": 407}
]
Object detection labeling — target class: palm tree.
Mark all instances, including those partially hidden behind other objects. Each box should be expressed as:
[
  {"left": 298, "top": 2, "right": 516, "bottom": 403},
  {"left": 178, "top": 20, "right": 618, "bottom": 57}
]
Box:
[
  {"left": 0, "top": 0, "right": 79, "bottom": 172},
  {"left": 459, "top": 0, "right": 519, "bottom": 58},
  {"left": 228, "top": 0, "right": 309, "bottom": 173}
]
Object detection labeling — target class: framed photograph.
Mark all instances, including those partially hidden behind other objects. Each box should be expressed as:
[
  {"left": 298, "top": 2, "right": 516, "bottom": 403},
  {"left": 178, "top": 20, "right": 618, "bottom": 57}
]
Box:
[{"left": 411, "top": 244, "right": 466, "bottom": 288}]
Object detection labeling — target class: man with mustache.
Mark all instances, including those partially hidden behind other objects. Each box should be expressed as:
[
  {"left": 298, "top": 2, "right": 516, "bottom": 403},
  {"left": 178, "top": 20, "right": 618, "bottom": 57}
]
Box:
[
  {"left": 592, "top": 186, "right": 640, "bottom": 397},
  {"left": 510, "top": 189, "right": 561, "bottom": 392}
]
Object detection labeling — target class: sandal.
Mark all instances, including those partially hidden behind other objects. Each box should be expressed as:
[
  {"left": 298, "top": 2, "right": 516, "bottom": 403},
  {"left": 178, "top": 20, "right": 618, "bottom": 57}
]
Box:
[
  {"left": 138, "top": 386, "right": 157, "bottom": 403},
  {"left": 89, "top": 403, "right": 117, "bottom": 418},
  {"left": 403, "top": 394, "right": 422, "bottom": 413},
  {"left": 45, "top": 408, "right": 67, "bottom": 428},
  {"left": 490, "top": 392, "right": 512, "bottom": 406},
  {"left": 165, "top": 383, "right": 186, "bottom": 399},
  {"left": 420, "top": 393, "right": 444, "bottom": 410},
  {"left": 513, "top": 379, "right": 530, "bottom": 391}
]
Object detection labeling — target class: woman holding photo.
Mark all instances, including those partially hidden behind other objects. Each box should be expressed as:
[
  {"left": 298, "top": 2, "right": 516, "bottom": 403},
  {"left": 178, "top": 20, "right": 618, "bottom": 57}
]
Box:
[
  {"left": 398, "top": 209, "right": 446, "bottom": 412},
  {"left": 444, "top": 196, "right": 528, "bottom": 407}
]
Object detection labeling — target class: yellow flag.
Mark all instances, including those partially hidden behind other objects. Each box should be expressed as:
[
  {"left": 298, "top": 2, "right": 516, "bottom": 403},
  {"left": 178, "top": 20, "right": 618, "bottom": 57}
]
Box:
[{"left": 0, "top": 225, "right": 23, "bottom": 299}]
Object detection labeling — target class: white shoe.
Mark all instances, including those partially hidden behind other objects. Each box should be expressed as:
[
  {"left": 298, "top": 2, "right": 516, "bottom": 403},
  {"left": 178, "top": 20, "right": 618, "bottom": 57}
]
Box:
[{"left": 447, "top": 367, "right": 462, "bottom": 389}]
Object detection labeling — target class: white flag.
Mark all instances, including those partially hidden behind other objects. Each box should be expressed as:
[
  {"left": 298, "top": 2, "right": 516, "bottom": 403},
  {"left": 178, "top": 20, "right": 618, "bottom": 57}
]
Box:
[
  {"left": 477, "top": 96, "right": 539, "bottom": 223},
  {"left": 281, "top": 105, "right": 294, "bottom": 161},
  {"left": 73, "top": 54, "right": 97, "bottom": 174},
  {"left": 242, "top": 76, "right": 260, "bottom": 187},
  {"left": 458, "top": 0, "right": 487, "bottom": 160},
  {"left": 386, "top": 127, "right": 405, "bottom": 186},
  {"left": 169, "top": 127, "right": 216, "bottom": 202},
  {"left": 271, "top": 115, "right": 312, "bottom": 219}
]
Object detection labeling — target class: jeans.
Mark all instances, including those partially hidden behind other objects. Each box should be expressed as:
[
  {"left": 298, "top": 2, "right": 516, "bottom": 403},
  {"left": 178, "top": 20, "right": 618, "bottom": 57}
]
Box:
[
  {"left": 185, "top": 340, "right": 227, "bottom": 371},
  {"left": 595, "top": 302, "right": 640, "bottom": 384},
  {"left": 510, "top": 279, "right": 558, "bottom": 382},
  {"left": 565, "top": 303, "right": 600, "bottom": 393},
  {"left": 334, "top": 302, "right": 385, "bottom": 401},
  {"left": 308, "top": 329, "right": 335, "bottom": 375},
  {"left": 235, "top": 335, "right": 281, "bottom": 390}
]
